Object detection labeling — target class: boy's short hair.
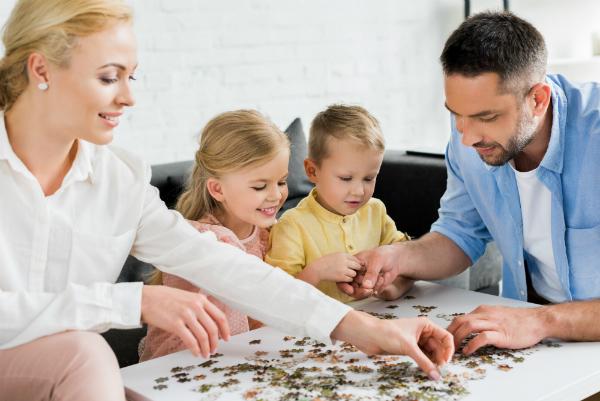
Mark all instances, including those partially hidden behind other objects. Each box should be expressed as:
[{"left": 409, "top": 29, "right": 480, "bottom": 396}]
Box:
[{"left": 309, "top": 104, "right": 385, "bottom": 164}]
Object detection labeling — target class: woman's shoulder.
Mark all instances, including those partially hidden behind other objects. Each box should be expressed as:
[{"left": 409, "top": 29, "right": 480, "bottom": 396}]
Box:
[{"left": 93, "top": 144, "right": 150, "bottom": 184}]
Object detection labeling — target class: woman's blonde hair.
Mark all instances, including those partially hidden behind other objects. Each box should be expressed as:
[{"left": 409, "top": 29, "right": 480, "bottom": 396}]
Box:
[
  {"left": 0, "top": 0, "right": 133, "bottom": 111},
  {"left": 149, "top": 110, "right": 289, "bottom": 285}
]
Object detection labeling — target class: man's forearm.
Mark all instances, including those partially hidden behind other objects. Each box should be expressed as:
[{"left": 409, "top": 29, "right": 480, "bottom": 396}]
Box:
[
  {"left": 540, "top": 299, "right": 600, "bottom": 341},
  {"left": 396, "top": 232, "right": 472, "bottom": 280}
]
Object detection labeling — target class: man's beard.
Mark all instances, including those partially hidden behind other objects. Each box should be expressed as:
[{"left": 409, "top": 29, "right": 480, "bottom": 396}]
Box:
[{"left": 474, "top": 108, "right": 539, "bottom": 166}]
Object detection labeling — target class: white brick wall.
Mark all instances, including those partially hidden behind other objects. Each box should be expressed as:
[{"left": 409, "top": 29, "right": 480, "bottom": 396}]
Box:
[{"left": 1, "top": 1, "right": 599, "bottom": 164}]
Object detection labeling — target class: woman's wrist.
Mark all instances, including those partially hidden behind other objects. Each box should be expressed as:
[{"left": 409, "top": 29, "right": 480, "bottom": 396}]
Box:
[{"left": 330, "top": 310, "right": 381, "bottom": 354}]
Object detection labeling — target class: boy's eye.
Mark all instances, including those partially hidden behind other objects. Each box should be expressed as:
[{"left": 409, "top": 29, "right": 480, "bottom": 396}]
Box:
[
  {"left": 252, "top": 185, "right": 266, "bottom": 191},
  {"left": 339, "top": 176, "right": 352, "bottom": 182},
  {"left": 363, "top": 177, "right": 374, "bottom": 182},
  {"left": 278, "top": 181, "right": 287, "bottom": 186}
]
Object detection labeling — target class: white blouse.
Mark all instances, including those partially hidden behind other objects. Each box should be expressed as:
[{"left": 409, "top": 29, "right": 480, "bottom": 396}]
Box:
[{"left": 0, "top": 117, "right": 350, "bottom": 349}]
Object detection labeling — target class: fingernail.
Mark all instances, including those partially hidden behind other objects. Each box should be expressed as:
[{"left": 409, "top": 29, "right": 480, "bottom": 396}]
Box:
[
  {"left": 428, "top": 370, "right": 441, "bottom": 381},
  {"left": 363, "top": 280, "right": 372, "bottom": 288}
]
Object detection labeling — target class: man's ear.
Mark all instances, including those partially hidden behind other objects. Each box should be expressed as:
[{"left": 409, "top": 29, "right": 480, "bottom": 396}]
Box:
[
  {"left": 27, "top": 52, "right": 51, "bottom": 87},
  {"left": 304, "top": 158, "right": 319, "bottom": 184},
  {"left": 529, "top": 82, "right": 552, "bottom": 117},
  {"left": 206, "top": 178, "right": 225, "bottom": 202}
]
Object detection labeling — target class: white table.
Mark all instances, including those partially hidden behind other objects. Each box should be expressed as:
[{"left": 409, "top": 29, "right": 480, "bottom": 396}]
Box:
[{"left": 122, "top": 282, "right": 600, "bottom": 401}]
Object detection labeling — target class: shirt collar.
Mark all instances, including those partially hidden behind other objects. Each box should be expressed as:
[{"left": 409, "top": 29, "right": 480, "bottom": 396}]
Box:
[
  {"left": 483, "top": 75, "right": 566, "bottom": 174},
  {"left": 0, "top": 111, "right": 96, "bottom": 185},
  {"left": 539, "top": 75, "right": 567, "bottom": 173},
  {"left": 306, "top": 188, "right": 358, "bottom": 224}
]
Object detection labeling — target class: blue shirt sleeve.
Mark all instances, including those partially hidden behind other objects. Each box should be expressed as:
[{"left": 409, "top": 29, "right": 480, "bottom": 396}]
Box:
[{"left": 430, "top": 126, "right": 492, "bottom": 265}]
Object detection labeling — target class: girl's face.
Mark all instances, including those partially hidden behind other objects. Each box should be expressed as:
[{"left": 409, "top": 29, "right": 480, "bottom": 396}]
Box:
[
  {"left": 43, "top": 22, "right": 137, "bottom": 145},
  {"left": 210, "top": 148, "right": 289, "bottom": 238}
]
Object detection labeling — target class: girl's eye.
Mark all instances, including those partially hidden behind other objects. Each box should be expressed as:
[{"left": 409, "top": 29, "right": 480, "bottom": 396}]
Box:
[{"left": 252, "top": 185, "right": 266, "bottom": 191}]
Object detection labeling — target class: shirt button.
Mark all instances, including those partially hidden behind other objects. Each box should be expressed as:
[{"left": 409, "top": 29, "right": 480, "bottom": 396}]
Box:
[
  {"left": 520, "top": 290, "right": 525, "bottom": 296},
  {"left": 348, "top": 244, "right": 354, "bottom": 250},
  {"left": 517, "top": 261, "right": 522, "bottom": 267},
  {"left": 342, "top": 218, "right": 347, "bottom": 223}
]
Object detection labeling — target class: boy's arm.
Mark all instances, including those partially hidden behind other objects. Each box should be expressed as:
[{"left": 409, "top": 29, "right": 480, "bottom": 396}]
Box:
[{"left": 265, "top": 218, "right": 308, "bottom": 279}]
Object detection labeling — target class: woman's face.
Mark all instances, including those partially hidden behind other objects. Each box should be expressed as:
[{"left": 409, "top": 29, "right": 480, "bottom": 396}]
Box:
[{"left": 44, "top": 22, "right": 137, "bottom": 145}]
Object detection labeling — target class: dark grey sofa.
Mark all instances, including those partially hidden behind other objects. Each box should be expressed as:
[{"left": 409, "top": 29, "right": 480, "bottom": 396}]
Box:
[{"left": 102, "top": 147, "right": 501, "bottom": 368}]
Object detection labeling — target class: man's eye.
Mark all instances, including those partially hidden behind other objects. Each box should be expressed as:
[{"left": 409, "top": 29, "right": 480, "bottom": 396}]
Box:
[{"left": 480, "top": 115, "right": 499, "bottom": 123}]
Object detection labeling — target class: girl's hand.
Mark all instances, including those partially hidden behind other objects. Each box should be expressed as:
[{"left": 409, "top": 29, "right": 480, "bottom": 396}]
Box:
[
  {"left": 141, "top": 285, "right": 231, "bottom": 358},
  {"left": 305, "top": 252, "right": 364, "bottom": 283}
]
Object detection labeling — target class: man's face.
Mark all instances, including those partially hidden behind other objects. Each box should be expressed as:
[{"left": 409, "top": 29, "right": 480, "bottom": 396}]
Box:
[{"left": 444, "top": 72, "right": 539, "bottom": 166}]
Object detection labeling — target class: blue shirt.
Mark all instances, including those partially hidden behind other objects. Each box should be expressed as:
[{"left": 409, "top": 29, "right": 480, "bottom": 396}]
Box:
[{"left": 431, "top": 74, "right": 600, "bottom": 302}]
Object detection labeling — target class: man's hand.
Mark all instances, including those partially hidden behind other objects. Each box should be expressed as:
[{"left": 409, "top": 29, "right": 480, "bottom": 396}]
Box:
[
  {"left": 350, "top": 244, "right": 401, "bottom": 293},
  {"left": 141, "top": 285, "right": 231, "bottom": 358},
  {"left": 375, "top": 276, "right": 415, "bottom": 301},
  {"left": 331, "top": 311, "right": 454, "bottom": 380},
  {"left": 447, "top": 305, "right": 547, "bottom": 354}
]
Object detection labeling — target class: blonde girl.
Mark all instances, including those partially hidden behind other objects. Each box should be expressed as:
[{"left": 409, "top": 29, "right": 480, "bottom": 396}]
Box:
[{"left": 140, "top": 110, "right": 290, "bottom": 361}]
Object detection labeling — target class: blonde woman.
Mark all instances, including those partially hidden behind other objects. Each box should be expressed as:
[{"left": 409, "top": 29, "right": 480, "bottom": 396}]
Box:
[
  {"left": 0, "top": 1, "right": 453, "bottom": 399},
  {"left": 140, "top": 110, "right": 289, "bottom": 361}
]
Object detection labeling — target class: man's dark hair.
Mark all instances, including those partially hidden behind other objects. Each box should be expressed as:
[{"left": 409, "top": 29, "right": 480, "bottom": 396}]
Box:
[{"left": 440, "top": 11, "right": 547, "bottom": 94}]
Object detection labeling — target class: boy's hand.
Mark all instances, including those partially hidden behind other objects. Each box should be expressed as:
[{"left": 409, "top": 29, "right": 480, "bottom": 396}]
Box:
[{"left": 305, "top": 252, "right": 363, "bottom": 283}]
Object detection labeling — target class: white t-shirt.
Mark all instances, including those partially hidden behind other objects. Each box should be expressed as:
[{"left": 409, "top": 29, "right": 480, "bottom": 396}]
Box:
[
  {"left": 512, "top": 164, "right": 567, "bottom": 303},
  {"left": 0, "top": 115, "right": 350, "bottom": 349}
]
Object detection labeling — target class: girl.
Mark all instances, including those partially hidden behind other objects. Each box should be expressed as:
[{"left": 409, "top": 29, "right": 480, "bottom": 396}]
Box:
[{"left": 140, "top": 110, "right": 289, "bottom": 361}]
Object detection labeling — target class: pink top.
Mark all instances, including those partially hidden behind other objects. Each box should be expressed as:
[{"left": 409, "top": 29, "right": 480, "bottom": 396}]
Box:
[{"left": 139, "top": 215, "right": 269, "bottom": 362}]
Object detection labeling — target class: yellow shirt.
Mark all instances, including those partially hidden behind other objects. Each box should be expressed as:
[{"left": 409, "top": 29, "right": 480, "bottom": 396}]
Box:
[{"left": 266, "top": 189, "right": 409, "bottom": 303}]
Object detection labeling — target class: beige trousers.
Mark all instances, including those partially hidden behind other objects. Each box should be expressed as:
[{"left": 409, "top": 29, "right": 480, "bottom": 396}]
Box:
[{"left": 0, "top": 331, "right": 125, "bottom": 401}]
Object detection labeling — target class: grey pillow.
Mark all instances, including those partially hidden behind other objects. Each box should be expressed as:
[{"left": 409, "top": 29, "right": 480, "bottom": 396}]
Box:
[{"left": 282, "top": 118, "right": 313, "bottom": 212}]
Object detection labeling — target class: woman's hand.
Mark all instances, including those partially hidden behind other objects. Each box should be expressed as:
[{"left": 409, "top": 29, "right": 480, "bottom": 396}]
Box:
[
  {"left": 141, "top": 285, "right": 231, "bottom": 358},
  {"left": 331, "top": 311, "right": 454, "bottom": 380}
]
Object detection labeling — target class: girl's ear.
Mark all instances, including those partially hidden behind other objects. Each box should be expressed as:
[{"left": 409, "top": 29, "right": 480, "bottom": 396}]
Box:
[
  {"left": 304, "top": 158, "right": 319, "bottom": 184},
  {"left": 206, "top": 178, "right": 225, "bottom": 202}
]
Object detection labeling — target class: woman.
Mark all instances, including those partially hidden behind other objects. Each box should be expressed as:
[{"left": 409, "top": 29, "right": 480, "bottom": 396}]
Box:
[{"left": 0, "top": 1, "right": 453, "bottom": 400}]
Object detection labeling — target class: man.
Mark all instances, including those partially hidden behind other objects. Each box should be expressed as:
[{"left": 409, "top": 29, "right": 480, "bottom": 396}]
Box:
[{"left": 343, "top": 11, "right": 600, "bottom": 354}]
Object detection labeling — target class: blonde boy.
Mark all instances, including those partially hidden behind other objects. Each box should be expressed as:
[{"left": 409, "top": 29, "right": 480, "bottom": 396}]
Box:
[{"left": 266, "top": 104, "right": 411, "bottom": 302}]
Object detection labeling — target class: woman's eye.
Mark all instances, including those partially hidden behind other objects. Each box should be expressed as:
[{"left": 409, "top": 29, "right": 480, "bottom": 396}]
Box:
[{"left": 100, "top": 77, "right": 118, "bottom": 84}]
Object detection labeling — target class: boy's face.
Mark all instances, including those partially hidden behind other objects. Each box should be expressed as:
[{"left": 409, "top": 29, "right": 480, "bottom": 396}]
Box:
[{"left": 305, "top": 138, "right": 384, "bottom": 216}]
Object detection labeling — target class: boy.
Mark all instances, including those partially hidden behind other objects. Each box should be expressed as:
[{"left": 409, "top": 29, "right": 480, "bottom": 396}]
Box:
[{"left": 266, "top": 104, "right": 412, "bottom": 302}]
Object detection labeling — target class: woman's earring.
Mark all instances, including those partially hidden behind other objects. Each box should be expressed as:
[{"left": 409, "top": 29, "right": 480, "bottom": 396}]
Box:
[{"left": 37, "top": 82, "right": 49, "bottom": 91}]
